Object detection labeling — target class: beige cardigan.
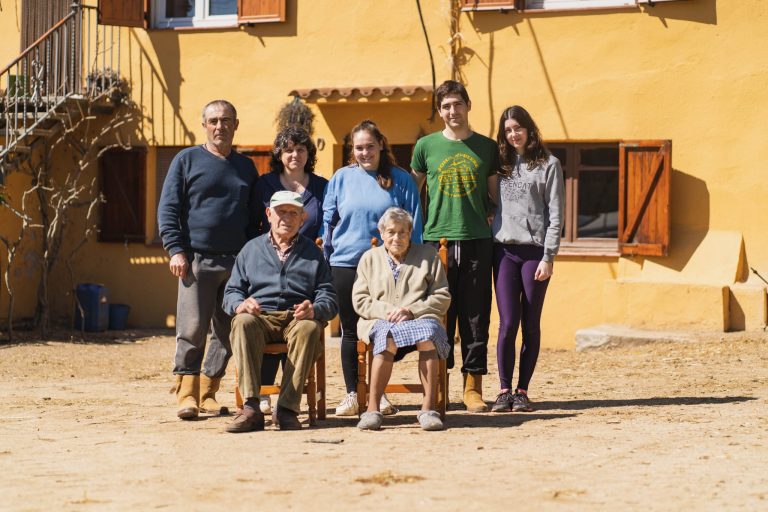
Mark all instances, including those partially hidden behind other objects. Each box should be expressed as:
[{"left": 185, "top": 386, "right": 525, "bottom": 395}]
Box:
[{"left": 352, "top": 244, "right": 451, "bottom": 342}]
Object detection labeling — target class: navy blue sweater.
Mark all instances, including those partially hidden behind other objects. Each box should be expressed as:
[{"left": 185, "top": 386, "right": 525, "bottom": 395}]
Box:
[
  {"left": 222, "top": 234, "right": 338, "bottom": 322},
  {"left": 254, "top": 172, "right": 328, "bottom": 240},
  {"left": 158, "top": 146, "right": 260, "bottom": 256}
]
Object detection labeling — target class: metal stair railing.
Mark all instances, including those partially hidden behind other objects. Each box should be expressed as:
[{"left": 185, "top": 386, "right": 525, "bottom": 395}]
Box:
[{"left": 0, "top": 3, "right": 122, "bottom": 165}]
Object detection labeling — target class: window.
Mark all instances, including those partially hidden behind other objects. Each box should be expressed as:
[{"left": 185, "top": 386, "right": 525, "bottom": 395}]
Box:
[
  {"left": 154, "top": 0, "right": 238, "bottom": 28},
  {"left": 147, "top": 0, "right": 286, "bottom": 28},
  {"left": 549, "top": 142, "right": 620, "bottom": 255},
  {"left": 549, "top": 140, "right": 671, "bottom": 257},
  {"left": 99, "top": 148, "right": 146, "bottom": 243}
]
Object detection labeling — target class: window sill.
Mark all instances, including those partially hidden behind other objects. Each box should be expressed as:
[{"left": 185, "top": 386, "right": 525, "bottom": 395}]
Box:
[
  {"left": 558, "top": 240, "right": 620, "bottom": 258},
  {"left": 150, "top": 23, "right": 239, "bottom": 31},
  {"left": 462, "top": 6, "right": 638, "bottom": 14}
]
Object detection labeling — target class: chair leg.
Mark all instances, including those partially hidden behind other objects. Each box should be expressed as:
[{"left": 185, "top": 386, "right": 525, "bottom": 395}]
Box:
[
  {"left": 317, "top": 335, "right": 326, "bottom": 421},
  {"left": 234, "top": 366, "right": 243, "bottom": 413},
  {"left": 306, "top": 365, "right": 317, "bottom": 426},
  {"left": 356, "top": 341, "right": 368, "bottom": 414},
  {"left": 436, "top": 359, "right": 448, "bottom": 420}
]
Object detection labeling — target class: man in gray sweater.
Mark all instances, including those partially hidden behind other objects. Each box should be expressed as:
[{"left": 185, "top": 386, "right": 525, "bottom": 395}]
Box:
[
  {"left": 159, "top": 100, "right": 260, "bottom": 420},
  {"left": 223, "top": 191, "right": 338, "bottom": 432}
]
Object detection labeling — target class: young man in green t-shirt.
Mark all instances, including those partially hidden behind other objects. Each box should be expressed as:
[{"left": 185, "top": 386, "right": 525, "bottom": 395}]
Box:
[{"left": 411, "top": 80, "right": 498, "bottom": 413}]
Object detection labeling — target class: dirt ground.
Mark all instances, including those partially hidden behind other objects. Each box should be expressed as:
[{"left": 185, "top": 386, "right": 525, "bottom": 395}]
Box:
[{"left": 1, "top": 328, "right": 767, "bottom": 511}]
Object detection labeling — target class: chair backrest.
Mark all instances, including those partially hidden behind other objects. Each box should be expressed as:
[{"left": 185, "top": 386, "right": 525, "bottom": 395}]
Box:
[{"left": 369, "top": 236, "right": 449, "bottom": 323}]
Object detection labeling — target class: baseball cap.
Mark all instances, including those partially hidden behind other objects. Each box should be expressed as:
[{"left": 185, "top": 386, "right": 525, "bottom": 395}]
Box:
[{"left": 269, "top": 190, "right": 304, "bottom": 209}]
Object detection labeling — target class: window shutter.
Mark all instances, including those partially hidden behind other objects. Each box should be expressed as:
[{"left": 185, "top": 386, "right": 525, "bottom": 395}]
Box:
[
  {"left": 152, "top": 147, "right": 185, "bottom": 244},
  {"left": 238, "top": 0, "right": 286, "bottom": 24},
  {"left": 618, "top": 140, "right": 671, "bottom": 256},
  {"left": 98, "top": 0, "right": 147, "bottom": 28},
  {"left": 99, "top": 147, "right": 146, "bottom": 243},
  {"left": 237, "top": 146, "right": 272, "bottom": 176},
  {"left": 461, "top": 0, "right": 521, "bottom": 11}
]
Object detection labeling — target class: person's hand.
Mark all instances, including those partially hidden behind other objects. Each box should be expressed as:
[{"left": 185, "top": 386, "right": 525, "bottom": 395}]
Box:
[
  {"left": 534, "top": 261, "right": 553, "bottom": 281},
  {"left": 293, "top": 300, "right": 314, "bottom": 320},
  {"left": 387, "top": 307, "right": 414, "bottom": 323},
  {"left": 235, "top": 297, "right": 261, "bottom": 316},
  {"left": 169, "top": 253, "right": 189, "bottom": 279}
]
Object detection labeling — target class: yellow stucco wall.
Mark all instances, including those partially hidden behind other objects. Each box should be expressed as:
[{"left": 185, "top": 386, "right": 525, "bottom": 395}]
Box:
[
  {"left": 2, "top": 0, "right": 767, "bottom": 347},
  {"left": 0, "top": 2, "right": 22, "bottom": 68}
]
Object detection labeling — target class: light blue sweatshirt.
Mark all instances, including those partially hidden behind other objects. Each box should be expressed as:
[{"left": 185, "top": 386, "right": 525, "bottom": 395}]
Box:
[{"left": 322, "top": 165, "right": 423, "bottom": 268}]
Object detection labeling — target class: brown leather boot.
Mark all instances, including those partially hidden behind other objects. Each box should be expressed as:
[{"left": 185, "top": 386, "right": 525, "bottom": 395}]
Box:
[
  {"left": 199, "top": 374, "right": 226, "bottom": 415},
  {"left": 463, "top": 373, "right": 489, "bottom": 413},
  {"left": 170, "top": 374, "right": 199, "bottom": 420}
]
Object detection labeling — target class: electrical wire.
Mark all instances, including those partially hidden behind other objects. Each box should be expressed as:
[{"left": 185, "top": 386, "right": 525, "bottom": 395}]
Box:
[{"left": 415, "top": 0, "right": 437, "bottom": 122}]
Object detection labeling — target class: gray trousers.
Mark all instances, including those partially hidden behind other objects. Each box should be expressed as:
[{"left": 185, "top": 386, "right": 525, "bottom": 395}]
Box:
[{"left": 173, "top": 253, "right": 236, "bottom": 378}]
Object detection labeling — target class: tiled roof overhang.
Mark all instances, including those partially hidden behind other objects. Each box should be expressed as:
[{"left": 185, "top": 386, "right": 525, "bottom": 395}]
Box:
[{"left": 288, "top": 85, "right": 433, "bottom": 103}]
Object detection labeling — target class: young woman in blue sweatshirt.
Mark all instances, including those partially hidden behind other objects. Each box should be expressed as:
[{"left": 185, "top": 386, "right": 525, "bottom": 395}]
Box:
[{"left": 322, "top": 120, "right": 423, "bottom": 416}]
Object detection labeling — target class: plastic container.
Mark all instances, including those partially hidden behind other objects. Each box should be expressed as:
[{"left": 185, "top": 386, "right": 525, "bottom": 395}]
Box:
[
  {"left": 108, "top": 304, "right": 130, "bottom": 330},
  {"left": 74, "top": 283, "right": 109, "bottom": 332}
]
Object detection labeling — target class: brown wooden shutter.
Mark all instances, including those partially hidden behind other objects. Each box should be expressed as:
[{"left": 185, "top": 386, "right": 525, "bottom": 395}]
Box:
[
  {"left": 99, "top": 147, "right": 146, "bottom": 242},
  {"left": 21, "top": 1, "right": 70, "bottom": 51},
  {"left": 238, "top": 0, "right": 286, "bottom": 24},
  {"left": 153, "top": 146, "right": 186, "bottom": 244},
  {"left": 618, "top": 140, "right": 671, "bottom": 256},
  {"left": 237, "top": 146, "right": 272, "bottom": 176},
  {"left": 461, "top": 0, "right": 521, "bottom": 11},
  {"left": 98, "top": 0, "right": 147, "bottom": 28}
]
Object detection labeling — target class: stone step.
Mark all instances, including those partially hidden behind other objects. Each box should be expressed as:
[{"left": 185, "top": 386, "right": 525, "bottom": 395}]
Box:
[{"left": 575, "top": 324, "right": 694, "bottom": 351}]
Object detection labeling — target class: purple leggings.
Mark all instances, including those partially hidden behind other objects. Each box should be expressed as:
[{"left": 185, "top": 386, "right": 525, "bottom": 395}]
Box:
[{"left": 493, "top": 243, "right": 550, "bottom": 391}]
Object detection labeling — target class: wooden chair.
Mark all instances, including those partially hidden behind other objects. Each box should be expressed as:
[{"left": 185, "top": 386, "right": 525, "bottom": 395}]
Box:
[
  {"left": 233, "top": 238, "right": 327, "bottom": 425},
  {"left": 355, "top": 238, "right": 450, "bottom": 419},
  {"left": 234, "top": 337, "right": 326, "bottom": 425}
]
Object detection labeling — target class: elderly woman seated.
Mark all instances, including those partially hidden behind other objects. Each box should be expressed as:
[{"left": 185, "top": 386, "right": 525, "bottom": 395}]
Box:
[{"left": 352, "top": 207, "right": 451, "bottom": 431}]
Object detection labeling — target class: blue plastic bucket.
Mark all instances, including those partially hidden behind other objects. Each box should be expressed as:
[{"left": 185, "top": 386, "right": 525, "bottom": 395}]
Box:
[
  {"left": 74, "top": 283, "right": 109, "bottom": 332},
  {"left": 108, "top": 304, "right": 130, "bottom": 330}
]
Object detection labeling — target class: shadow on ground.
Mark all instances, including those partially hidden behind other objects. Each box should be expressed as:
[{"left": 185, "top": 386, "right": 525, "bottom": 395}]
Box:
[
  {"left": 316, "top": 408, "right": 577, "bottom": 430},
  {"left": 535, "top": 396, "right": 756, "bottom": 411}
]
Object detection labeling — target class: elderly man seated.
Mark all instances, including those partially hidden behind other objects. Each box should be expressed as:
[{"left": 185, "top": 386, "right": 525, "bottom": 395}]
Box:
[{"left": 223, "top": 191, "right": 338, "bottom": 433}]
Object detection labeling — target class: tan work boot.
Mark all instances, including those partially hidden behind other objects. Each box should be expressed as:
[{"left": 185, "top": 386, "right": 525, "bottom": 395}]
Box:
[
  {"left": 170, "top": 374, "right": 199, "bottom": 420},
  {"left": 199, "top": 374, "right": 226, "bottom": 415},
  {"left": 463, "top": 373, "right": 489, "bottom": 413}
]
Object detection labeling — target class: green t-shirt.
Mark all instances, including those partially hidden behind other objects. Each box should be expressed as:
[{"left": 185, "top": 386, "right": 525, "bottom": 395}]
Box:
[{"left": 411, "top": 131, "right": 499, "bottom": 241}]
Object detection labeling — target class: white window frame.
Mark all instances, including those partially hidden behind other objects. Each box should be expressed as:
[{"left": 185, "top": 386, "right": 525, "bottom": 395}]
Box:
[{"left": 153, "top": 0, "right": 237, "bottom": 29}]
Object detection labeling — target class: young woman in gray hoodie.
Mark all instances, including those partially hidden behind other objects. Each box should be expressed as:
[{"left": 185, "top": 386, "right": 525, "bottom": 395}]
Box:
[{"left": 490, "top": 106, "right": 564, "bottom": 413}]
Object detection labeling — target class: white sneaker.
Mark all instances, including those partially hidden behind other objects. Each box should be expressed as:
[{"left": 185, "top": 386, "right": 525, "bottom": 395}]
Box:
[
  {"left": 380, "top": 393, "right": 398, "bottom": 416},
  {"left": 259, "top": 395, "right": 272, "bottom": 415},
  {"left": 335, "top": 391, "right": 359, "bottom": 416}
]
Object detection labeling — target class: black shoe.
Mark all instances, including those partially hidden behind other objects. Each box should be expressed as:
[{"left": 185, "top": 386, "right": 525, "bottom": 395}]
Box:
[
  {"left": 491, "top": 391, "right": 515, "bottom": 412},
  {"left": 273, "top": 405, "right": 302, "bottom": 430},
  {"left": 512, "top": 391, "right": 534, "bottom": 412}
]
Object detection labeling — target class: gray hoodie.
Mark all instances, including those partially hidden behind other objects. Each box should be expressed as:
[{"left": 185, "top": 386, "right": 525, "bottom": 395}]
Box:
[{"left": 491, "top": 153, "right": 565, "bottom": 262}]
